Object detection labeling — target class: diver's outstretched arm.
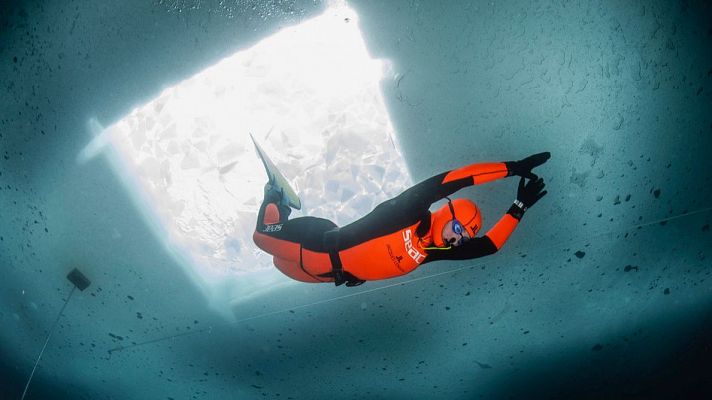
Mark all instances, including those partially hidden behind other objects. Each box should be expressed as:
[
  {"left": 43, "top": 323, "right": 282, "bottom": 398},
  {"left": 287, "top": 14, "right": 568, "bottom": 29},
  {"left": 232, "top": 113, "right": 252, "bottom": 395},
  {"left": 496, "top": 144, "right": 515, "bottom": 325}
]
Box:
[
  {"left": 395, "top": 153, "right": 550, "bottom": 213},
  {"left": 504, "top": 152, "right": 551, "bottom": 180},
  {"left": 440, "top": 152, "right": 550, "bottom": 187},
  {"left": 441, "top": 162, "right": 510, "bottom": 186},
  {"left": 396, "top": 162, "right": 511, "bottom": 210}
]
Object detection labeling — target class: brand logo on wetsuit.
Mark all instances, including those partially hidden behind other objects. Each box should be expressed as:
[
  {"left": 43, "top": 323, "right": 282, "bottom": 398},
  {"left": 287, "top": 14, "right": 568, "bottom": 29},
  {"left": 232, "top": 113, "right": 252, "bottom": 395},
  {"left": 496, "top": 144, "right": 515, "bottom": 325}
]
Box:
[
  {"left": 263, "top": 224, "right": 283, "bottom": 233},
  {"left": 403, "top": 229, "right": 425, "bottom": 263},
  {"left": 387, "top": 245, "right": 406, "bottom": 271}
]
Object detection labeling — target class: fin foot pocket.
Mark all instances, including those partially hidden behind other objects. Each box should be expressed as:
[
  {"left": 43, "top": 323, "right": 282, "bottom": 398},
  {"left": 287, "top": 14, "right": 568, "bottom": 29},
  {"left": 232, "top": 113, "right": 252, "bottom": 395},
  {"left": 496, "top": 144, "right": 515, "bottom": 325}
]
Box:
[{"left": 251, "top": 133, "right": 302, "bottom": 210}]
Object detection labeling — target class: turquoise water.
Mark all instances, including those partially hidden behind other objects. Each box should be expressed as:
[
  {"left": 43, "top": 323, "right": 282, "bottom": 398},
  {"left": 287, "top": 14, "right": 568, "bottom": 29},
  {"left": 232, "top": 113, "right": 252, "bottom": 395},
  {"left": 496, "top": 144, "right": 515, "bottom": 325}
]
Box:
[{"left": 2, "top": 1, "right": 711, "bottom": 399}]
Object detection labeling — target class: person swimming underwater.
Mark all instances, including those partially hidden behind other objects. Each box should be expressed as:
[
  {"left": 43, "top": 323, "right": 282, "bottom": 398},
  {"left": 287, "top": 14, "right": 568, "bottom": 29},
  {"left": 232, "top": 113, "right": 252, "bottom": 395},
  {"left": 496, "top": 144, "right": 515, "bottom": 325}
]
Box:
[{"left": 253, "top": 151, "right": 550, "bottom": 286}]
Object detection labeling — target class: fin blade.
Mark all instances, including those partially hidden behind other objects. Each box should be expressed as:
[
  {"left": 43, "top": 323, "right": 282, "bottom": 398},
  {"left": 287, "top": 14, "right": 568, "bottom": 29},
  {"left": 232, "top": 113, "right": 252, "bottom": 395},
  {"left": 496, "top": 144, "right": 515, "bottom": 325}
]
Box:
[{"left": 250, "top": 133, "right": 302, "bottom": 210}]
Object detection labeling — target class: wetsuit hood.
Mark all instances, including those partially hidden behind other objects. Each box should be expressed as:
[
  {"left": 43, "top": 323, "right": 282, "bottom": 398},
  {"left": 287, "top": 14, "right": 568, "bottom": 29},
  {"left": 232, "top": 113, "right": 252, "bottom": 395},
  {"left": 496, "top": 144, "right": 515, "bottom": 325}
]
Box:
[{"left": 430, "top": 198, "right": 482, "bottom": 247}]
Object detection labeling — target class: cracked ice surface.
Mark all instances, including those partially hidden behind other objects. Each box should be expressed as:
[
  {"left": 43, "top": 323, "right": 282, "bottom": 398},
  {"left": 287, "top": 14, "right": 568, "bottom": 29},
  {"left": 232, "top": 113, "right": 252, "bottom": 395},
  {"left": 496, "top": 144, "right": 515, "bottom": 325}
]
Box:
[{"left": 101, "top": 4, "right": 410, "bottom": 302}]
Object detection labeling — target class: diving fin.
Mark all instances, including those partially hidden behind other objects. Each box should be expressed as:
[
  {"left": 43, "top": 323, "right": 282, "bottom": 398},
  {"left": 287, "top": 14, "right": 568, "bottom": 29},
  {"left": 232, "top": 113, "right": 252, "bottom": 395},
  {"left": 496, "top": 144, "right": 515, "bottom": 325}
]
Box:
[{"left": 250, "top": 133, "right": 302, "bottom": 210}]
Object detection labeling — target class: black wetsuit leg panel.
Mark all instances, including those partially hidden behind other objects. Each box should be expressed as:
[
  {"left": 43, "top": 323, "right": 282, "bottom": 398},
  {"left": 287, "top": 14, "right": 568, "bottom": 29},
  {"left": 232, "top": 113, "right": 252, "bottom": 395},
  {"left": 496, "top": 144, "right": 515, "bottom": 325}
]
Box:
[{"left": 269, "top": 216, "right": 337, "bottom": 251}]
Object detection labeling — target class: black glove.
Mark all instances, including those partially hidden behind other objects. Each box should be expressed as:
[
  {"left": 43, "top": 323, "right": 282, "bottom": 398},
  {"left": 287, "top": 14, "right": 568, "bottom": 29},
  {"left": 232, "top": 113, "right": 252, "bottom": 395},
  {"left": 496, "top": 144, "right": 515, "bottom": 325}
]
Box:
[
  {"left": 505, "top": 152, "right": 551, "bottom": 179},
  {"left": 508, "top": 177, "right": 547, "bottom": 220}
]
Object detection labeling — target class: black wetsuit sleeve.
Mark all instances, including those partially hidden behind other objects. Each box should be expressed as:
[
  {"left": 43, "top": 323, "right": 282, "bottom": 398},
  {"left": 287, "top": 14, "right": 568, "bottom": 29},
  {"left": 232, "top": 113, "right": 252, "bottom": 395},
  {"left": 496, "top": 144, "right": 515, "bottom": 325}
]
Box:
[
  {"left": 396, "top": 172, "right": 474, "bottom": 210},
  {"left": 336, "top": 171, "right": 474, "bottom": 249},
  {"left": 421, "top": 236, "right": 498, "bottom": 264}
]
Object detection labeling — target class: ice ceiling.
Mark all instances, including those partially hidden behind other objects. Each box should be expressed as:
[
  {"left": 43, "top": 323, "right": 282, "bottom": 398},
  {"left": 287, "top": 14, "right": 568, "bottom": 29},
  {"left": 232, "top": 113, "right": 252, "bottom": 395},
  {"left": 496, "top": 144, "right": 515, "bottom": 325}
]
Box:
[{"left": 80, "top": 3, "right": 411, "bottom": 305}]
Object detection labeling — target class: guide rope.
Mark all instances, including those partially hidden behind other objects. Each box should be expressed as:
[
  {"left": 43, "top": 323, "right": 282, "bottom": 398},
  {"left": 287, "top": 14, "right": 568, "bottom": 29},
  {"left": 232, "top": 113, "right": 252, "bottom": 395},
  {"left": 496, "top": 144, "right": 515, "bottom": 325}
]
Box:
[
  {"left": 107, "top": 206, "right": 712, "bottom": 355},
  {"left": 21, "top": 286, "right": 77, "bottom": 400}
]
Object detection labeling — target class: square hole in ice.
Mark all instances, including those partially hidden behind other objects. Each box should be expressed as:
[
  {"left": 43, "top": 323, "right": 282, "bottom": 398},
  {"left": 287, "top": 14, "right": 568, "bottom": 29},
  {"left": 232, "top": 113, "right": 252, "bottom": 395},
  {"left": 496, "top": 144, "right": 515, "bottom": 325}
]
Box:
[{"left": 82, "top": 3, "right": 411, "bottom": 309}]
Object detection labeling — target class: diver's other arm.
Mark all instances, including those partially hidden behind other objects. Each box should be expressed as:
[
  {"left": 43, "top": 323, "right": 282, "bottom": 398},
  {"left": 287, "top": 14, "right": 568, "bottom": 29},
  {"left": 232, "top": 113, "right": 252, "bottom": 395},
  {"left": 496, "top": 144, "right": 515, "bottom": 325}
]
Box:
[
  {"left": 486, "top": 177, "right": 547, "bottom": 249},
  {"left": 423, "top": 177, "right": 547, "bottom": 262}
]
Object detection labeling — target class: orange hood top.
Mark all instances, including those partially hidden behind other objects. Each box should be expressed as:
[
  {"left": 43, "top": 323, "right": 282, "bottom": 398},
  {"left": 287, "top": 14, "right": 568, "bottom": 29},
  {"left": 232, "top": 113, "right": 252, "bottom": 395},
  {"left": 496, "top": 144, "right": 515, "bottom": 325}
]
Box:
[{"left": 428, "top": 198, "right": 482, "bottom": 248}]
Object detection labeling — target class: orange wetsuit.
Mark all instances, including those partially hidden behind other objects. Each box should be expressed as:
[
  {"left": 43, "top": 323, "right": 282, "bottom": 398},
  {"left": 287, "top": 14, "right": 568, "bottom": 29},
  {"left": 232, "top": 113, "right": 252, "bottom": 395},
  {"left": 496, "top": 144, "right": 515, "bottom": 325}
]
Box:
[{"left": 253, "top": 161, "right": 523, "bottom": 286}]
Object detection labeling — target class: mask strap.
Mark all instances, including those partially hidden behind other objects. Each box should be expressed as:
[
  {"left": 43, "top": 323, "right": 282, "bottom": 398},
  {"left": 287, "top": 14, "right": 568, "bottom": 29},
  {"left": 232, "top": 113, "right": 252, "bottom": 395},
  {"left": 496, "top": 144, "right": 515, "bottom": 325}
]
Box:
[
  {"left": 424, "top": 198, "right": 458, "bottom": 251},
  {"left": 445, "top": 197, "right": 456, "bottom": 220},
  {"left": 439, "top": 198, "right": 457, "bottom": 249}
]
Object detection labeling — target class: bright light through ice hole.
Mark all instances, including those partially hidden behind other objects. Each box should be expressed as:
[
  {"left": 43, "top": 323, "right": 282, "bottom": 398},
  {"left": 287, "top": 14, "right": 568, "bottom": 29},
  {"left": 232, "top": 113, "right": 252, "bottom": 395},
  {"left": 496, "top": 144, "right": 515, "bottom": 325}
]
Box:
[{"left": 87, "top": 3, "right": 411, "bottom": 309}]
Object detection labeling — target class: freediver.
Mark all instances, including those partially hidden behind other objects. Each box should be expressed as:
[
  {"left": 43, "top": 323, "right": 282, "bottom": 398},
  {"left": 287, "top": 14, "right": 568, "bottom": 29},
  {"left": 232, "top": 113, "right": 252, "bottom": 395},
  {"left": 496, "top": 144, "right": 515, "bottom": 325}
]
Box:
[{"left": 253, "top": 151, "right": 550, "bottom": 286}]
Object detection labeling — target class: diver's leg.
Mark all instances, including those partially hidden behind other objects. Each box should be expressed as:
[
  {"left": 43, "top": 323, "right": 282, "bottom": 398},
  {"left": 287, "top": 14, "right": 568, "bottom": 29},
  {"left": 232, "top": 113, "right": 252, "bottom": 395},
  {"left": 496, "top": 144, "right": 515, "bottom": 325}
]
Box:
[
  {"left": 253, "top": 205, "right": 336, "bottom": 283},
  {"left": 256, "top": 183, "right": 292, "bottom": 231}
]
